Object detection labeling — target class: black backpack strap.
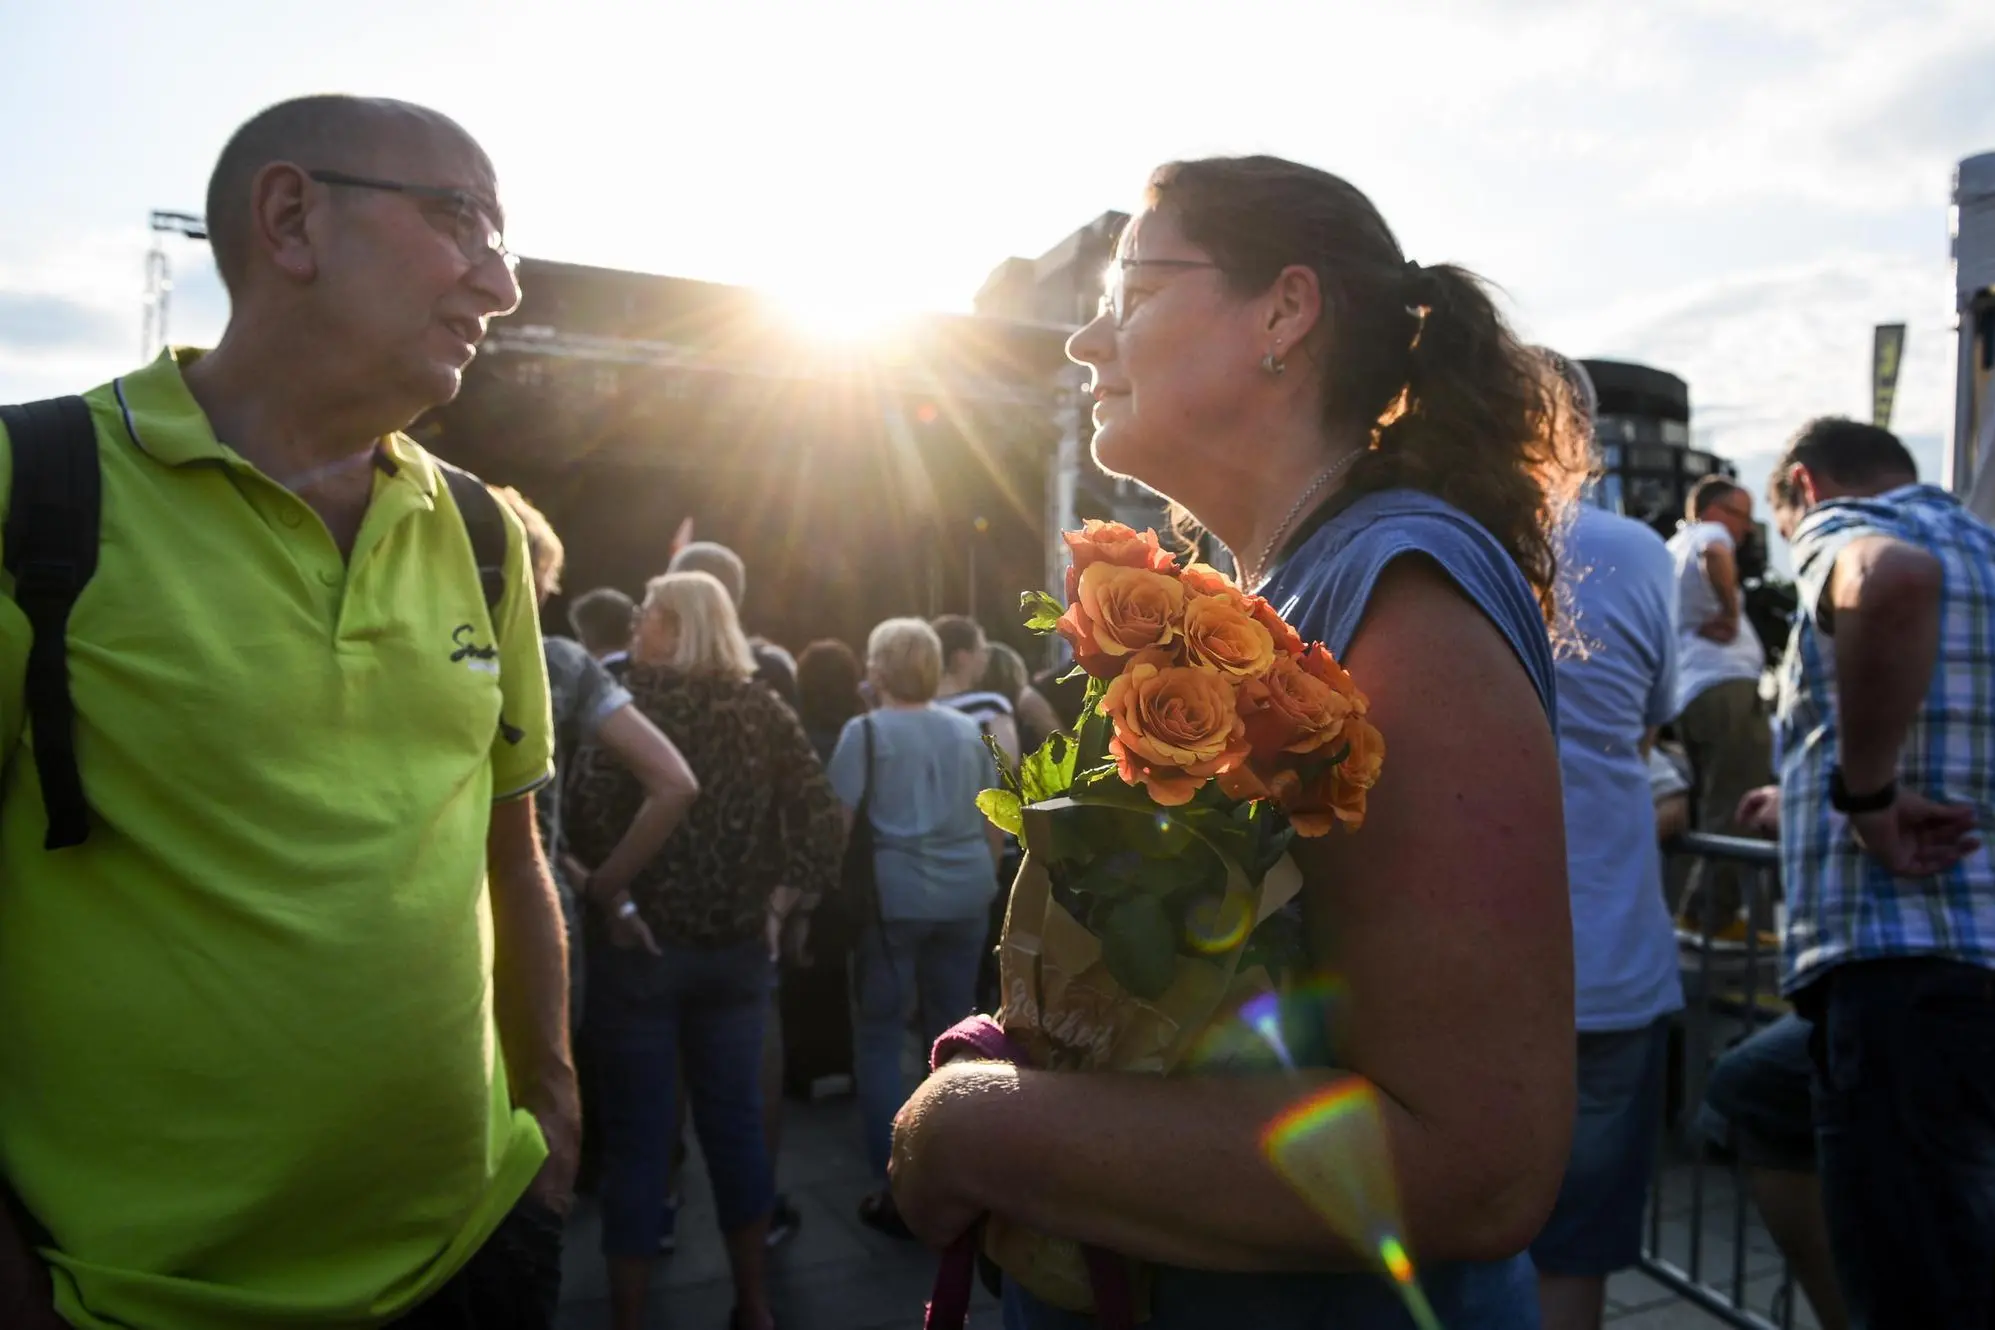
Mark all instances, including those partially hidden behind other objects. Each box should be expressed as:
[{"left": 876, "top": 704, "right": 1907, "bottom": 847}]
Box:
[
  {"left": 436, "top": 461, "right": 508, "bottom": 615},
  {"left": 1, "top": 396, "right": 102, "bottom": 849},
  {"left": 434, "top": 458, "right": 524, "bottom": 747}
]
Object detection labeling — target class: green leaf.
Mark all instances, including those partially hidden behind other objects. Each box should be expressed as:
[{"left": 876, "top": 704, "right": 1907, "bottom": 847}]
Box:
[
  {"left": 1019, "top": 731, "right": 1079, "bottom": 805},
  {"left": 1059, "top": 664, "right": 1089, "bottom": 683},
  {"left": 1067, "top": 850, "right": 1146, "bottom": 901},
  {"left": 1135, "top": 849, "right": 1223, "bottom": 895},
  {"left": 1075, "top": 699, "right": 1113, "bottom": 777},
  {"left": 984, "top": 735, "right": 1022, "bottom": 797},
  {"left": 976, "top": 788, "right": 1024, "bottom": 837},
  {"left": 1022, "top": 590, "right": 1066, "bottom": 633},
  {"left": 1100, "top": 894, "right": 1179, "bottom": 1001}
]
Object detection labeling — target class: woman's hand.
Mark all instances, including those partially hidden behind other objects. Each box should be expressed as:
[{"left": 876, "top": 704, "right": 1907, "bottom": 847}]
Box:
[
  {"left": 889, "top": 1061, "right": 1008, "bottom": 1248},
  {"left": 1735, "top": 785, "right": 1781, "bottom": 837},
  {"left": 601, "top": 892, "right": 662, "bottom": 955}
]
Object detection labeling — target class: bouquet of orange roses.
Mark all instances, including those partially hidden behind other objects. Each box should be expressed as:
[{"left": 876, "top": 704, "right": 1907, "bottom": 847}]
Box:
[{"left": 971, "top": 519, "right": 1383, "bottom": 1312}]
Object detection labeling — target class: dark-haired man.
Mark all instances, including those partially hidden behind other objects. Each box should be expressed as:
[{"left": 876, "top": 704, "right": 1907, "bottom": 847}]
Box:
[
  {"left": 1666, "top": 475, "right": 1774, "bottom": 933},
  {"left": 568, "top": 586, "right": 638, "bottom": 665},
  {"left": 0, "top": 96, "right": 573, "bottom": 1329},
  {"left": 931, "top": 614, "right": 1020, "bottom": 763},
  {"left": 1740, "top": 417, "right": 1991, "bottom": 1328}
]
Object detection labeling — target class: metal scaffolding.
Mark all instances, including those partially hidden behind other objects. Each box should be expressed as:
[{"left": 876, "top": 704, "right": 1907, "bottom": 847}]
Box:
[{"left": 140, "top": 210, "right": 208, "bottom": 362}]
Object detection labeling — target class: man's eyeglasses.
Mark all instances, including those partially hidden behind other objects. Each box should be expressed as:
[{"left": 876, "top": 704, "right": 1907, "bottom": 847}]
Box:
[
  {"left": 308, "top": 169, "right": 516, "bottom": 271},
  {"left": 1097, "top": 258, "right": 1222, "bottom": 328}
]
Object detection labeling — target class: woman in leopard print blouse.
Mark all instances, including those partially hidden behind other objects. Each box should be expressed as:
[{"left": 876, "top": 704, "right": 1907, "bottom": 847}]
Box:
[{"left": 564, "top": 570, "right": 842, "bottom": 1330}]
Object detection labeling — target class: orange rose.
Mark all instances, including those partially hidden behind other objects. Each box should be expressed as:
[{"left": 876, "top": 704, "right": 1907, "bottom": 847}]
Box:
[
  {"left": 1057, "top": 563, "right": 1186, "bottom": 677},
  {"left": 1248, "top": 596, "right": 1306, "bottom": 658},
  {"left": 1217, "top": 763, "right": 1273, "bottom": 802},
  {"left": 1274, "top": 715, "right": 1385, "bottom": 836},
  {"left": 1062, "top": 520, "right": 1178, "bottom": 602},
  {"left": 1100, "top": 648, "right": 1251, "bottom": 805},
  {"left": 1182, "top": 593, "right": 1276, "bottom": 679},
  {"left": 1179, "top": 563, "right": 1252, "bottom": 611},
  {"left": 1336, "top": 713, "right": 1385, "bottom": 791},
  {"left": 1237, "top": 644, "right": 1360, "bottom": 761}
]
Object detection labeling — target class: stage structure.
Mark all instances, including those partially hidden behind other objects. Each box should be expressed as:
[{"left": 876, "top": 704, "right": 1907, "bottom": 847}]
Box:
[
  {"left": 1581, "top": 359, "right": 1737, "bottom": 537},
  {"left": 422, "top": 259, "right": 1079, "bottom": 658}
]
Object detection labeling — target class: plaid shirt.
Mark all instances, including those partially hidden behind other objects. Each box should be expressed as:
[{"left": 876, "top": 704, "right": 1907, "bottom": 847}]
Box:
[{"left": 1777, "top": 484, "right": 1995, "bottom": 993}]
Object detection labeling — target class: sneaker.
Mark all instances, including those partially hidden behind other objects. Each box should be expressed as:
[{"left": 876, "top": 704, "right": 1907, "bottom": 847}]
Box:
[
  {"left": 765, "top": 1194, "right": 801, "bottom": 1249},
  {"left": 658, "top": 1190, "right": 682, "bottom": 1256}
]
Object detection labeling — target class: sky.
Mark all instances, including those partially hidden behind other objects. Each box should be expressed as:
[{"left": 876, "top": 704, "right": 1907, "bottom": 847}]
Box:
[{"left": 3, "top": 0, "right": 1992, "bottom": 569}]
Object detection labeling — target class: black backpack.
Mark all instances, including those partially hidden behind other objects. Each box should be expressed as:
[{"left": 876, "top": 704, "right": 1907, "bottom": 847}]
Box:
[{"left": 0, "top": 395, "right": 511, "bottom": 850}]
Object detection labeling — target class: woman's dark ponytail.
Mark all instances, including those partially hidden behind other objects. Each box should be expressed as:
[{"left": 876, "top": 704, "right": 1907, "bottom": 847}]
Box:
[
  {"left": 1360, "top": 262, "right": 1586, "bottom": 626},
  {"left": 1146, "top": 158, "right": 1591, "bottom": 627}
]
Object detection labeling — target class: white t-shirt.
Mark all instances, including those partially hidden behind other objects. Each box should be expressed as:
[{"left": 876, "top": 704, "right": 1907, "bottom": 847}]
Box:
[{"left": 1666, "top": 521, "right": 1764, "bottom": 713}]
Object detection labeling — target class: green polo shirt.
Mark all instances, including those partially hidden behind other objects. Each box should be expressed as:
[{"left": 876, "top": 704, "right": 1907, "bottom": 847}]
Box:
[{"left": 0, "top": 350, "right": 555, "bottom": 1329}]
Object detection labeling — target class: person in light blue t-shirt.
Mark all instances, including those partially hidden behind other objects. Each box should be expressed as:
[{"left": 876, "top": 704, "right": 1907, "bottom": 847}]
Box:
[
  {"left": 827, "top": 617, "right": 1003, "bottom": 1239},
  {"left": 1533, "top": 499, "right": 1685, "bottom": 1330}
]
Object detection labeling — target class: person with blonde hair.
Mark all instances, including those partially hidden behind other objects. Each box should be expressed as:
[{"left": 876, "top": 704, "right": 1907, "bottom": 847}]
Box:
[
  {"left": 563, "top": 571, "right": 843, "bottom": 1330},
  {"left": 827, "top": 617, "right": 1004, "bottom": 1238}
]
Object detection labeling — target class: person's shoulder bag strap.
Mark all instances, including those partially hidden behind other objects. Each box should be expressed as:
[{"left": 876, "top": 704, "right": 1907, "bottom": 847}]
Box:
[
  {"left": 433, "top": 458, "right": 527, "bottom": 746},
  {"left": 1, "top": 396, "right": 102, "bottom": 849},
  {"left": 435, "top": 460, "right": 508, "bottom": 615}
]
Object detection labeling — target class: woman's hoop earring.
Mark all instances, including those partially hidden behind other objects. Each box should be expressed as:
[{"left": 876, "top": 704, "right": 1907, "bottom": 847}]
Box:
[{"left": 1262, "top": 351, "right": 1285, "bottom": 376}]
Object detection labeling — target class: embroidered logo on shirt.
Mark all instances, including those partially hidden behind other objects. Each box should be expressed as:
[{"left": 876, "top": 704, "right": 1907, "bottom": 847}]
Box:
[{"left": 450, "top": 623, "right": 500, "bottom": 675}]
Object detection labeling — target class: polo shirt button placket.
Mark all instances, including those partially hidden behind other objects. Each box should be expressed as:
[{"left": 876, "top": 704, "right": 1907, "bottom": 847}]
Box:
[{"left": 318, "top": 568, "right": 340, "bottom": 588}]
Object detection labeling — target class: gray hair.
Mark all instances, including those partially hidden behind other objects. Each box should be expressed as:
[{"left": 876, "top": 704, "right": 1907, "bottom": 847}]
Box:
[{"left": 667, "top": 541, "right": 747, "bottom": 608}]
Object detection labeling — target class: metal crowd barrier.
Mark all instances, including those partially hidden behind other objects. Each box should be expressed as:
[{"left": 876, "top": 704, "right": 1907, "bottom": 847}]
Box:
[{"left": 1638, "top": 830, "right": 1801, "bottom": 1330}]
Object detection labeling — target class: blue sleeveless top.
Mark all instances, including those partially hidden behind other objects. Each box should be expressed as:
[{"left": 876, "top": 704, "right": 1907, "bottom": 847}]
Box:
[{"left": 1004, "top": 490, "right": 1556, "bottom": 1330}]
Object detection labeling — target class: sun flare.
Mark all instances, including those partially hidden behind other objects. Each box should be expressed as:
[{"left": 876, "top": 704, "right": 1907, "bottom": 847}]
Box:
[{"left": 766, "top": 277, "right": 923, "bottom": 344}]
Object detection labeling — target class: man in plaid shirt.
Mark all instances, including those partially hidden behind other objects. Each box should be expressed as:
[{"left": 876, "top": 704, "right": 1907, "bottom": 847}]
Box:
[{"left": 1739, "top": 417, "right": 1991, "bottom": 1329}]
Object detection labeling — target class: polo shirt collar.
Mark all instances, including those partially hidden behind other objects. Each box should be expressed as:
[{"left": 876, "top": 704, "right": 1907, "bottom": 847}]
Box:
[{"left": 114, "top": 346, "right": 438, "bottom": 499}]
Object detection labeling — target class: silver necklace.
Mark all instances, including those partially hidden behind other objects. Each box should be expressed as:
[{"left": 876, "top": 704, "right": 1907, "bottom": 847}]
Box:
[{"left": 1240, "top": 448, "right": 1364, "bottom": 592}]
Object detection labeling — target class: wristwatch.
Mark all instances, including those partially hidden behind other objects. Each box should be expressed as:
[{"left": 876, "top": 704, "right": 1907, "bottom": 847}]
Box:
[{"left": 1829, "top": 766, "right": 1897, "bottom": 814}]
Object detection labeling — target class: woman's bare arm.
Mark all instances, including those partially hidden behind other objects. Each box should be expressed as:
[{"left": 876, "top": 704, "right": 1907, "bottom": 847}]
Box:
[
  {"left": 577, "top": 704, "right": 699, "bottom": 902},
  {"left": 891, "top": 558, "right": 1574, "bottom": 1267}
]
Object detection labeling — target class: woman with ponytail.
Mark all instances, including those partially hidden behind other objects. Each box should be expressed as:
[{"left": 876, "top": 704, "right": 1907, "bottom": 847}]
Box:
[{"left": 888, "top": 156, "right": 1592, "bottom": 1328}]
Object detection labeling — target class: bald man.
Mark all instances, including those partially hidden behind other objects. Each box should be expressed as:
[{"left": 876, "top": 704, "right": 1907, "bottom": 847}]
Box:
[{"left": 0, "top": 97, "right": 572, "bottom": 1329}]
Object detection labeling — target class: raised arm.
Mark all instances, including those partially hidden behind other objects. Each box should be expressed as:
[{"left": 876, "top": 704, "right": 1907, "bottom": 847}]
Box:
[
  {"left": 1698, "top": 539, "right": 1741, "bottom": 642},
  {"left": 575, "top": 704, "right": 700, "bottom": 912},
  {"left": 890, "top": 558, "right": 1573, "bottom": 1268}
]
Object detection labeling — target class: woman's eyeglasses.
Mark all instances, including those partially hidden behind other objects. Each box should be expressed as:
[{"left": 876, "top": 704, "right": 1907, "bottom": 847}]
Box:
[{"left": 1097, "top": 258, "right": 1222, "bottom": 328}]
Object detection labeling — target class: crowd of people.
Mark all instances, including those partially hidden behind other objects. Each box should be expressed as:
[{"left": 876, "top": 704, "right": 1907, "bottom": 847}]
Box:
[
  {"left": 2, "top": 91, "right": 1992, "bottom": 1330},
  {"left": 521, "top": 528, "right": 1052, "bottom": 1329}
]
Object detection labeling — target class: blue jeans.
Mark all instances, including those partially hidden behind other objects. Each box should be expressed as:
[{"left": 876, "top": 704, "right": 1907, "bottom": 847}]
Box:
[
  {"left": 854, "top": 916, "right": 988, "bottom": 1179},
  {"left": 1698, "top": 1012, "right": 1816, "bottom": 1171},
  {"left": 1805, "top": 957, "right": 1995, "bottom": 1329},
  {"left": 586, "top": 936, "right": 775, "bottom": 1255},
  {"left": 1530, "top": 1016, "right": 1671, "bottom": 1276}
]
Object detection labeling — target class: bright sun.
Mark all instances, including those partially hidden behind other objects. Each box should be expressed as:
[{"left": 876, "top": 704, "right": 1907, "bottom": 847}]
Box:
[{"left": 769, "top": 280, "right": 919, "bottom": 343}]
